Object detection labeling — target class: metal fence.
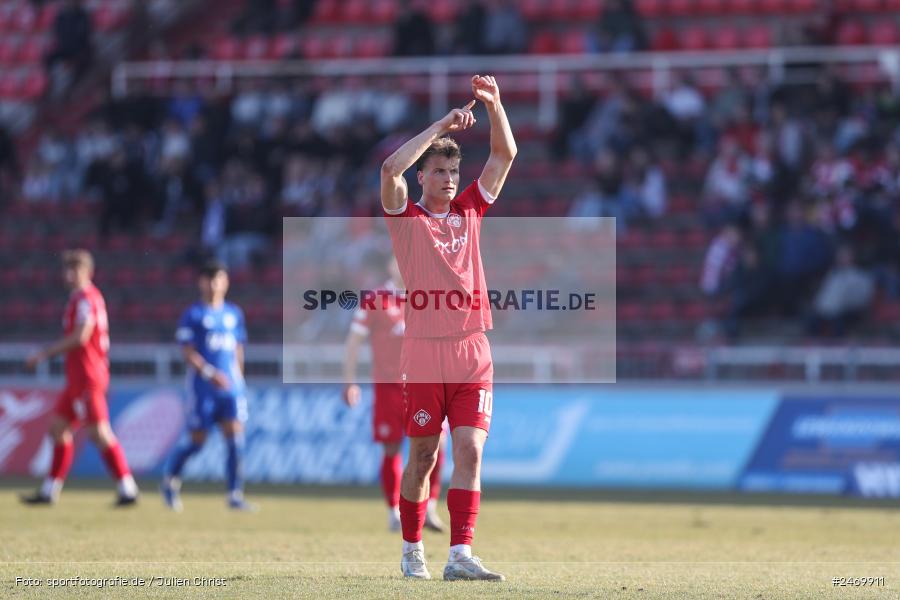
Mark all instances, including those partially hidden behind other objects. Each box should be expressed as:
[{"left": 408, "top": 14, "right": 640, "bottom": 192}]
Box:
[
  {"left": 3, "top": 342, "right": 900, "bottom": 384},
  {"left": 113, "top": 45, "right": 900, "bottom": 128}
]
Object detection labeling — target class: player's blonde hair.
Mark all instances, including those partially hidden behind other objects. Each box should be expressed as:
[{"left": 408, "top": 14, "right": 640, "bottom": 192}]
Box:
[
  {"left": 416, "top": 137, "right": 461, "bottom": 172},
  {"left": 62, "top": 248, "right": 94, "bottom": 274}
]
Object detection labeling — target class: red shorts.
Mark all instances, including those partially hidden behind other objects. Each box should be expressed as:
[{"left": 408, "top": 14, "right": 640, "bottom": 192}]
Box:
[
  {"left": 401, "top": 331, "right": 494, "bottom": 437},
  {"left": 54, "top": 380, "right": 109, "bottom": 425},
  {"left": 373, "top": 382, "right": 405, "bottom": 443}
]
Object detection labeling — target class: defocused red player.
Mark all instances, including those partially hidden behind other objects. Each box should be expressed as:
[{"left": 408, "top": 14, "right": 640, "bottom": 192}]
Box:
[
  {"left": 21, "top": 249, "right": 138, "bottom": 506},
  {"left": 381, "top": 75, "right": 516, "bottom": 581},
  {"left": 343, "top": 255, "right": 446, "bottom": 533}
]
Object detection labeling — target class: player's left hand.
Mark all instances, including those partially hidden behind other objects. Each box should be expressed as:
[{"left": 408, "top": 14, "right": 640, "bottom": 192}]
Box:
[
  {"left": 472, "top": 75, "right": 500, "bottom": 105},
  {"left": 25, "top": 350, "right": 45, "bottom": 371}
]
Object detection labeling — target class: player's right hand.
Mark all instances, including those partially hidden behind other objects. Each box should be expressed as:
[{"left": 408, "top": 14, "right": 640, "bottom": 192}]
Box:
[
  {"left": 437, "top": 100, "right": 476, "bottom": 133},
  {"left": 211, "top": 370, "right": 231, "bottom": 390},
  {"left": 344, "top": 383, "right": 361, "bottom": 407}
]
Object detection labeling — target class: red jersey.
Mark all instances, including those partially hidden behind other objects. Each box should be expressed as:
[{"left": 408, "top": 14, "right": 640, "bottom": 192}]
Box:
[
  {"left": 63, "top": 283, "right": 110, "bottom": 387},
  {"left": 384, "top": 180, "right": 494, "bottom": 339},
  {"left": 351, "top": 282, "right": 405, "bottom": 382}
]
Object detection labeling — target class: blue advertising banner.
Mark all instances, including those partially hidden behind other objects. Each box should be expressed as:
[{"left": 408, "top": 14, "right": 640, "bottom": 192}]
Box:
[
  {"left": 482, "top": 387, "right": 779, "bottom": 488},
  {"left": 738, "top": 396, "right": 900, "bottom": 498},
  {"left": 62, "top": 384, "right": 780, "bottom": 490}
]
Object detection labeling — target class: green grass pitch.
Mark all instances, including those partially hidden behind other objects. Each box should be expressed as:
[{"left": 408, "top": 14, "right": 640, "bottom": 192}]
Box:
[{"left": 1, "top": 485, "right": 899, "bottom": 599}]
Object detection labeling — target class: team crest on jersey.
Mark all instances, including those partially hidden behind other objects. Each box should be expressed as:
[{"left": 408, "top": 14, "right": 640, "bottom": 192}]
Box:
[
  {"left": 413, "top": 409, "right": 431, "bottom": 427},
  {"left": 223, "top": 313, "right": 237, "bottom": 329},
  {"left": 447, "top": 213, "right": 462, "bottom": 228},
  {"left": 202, "top": 315, "right": 215, "bottom": 329}
]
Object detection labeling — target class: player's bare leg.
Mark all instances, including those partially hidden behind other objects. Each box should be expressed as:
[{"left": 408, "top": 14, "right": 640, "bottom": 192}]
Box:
[
  {"left": 399, "top": 434, "right": 440, "bottom": 579},
  {"left": 443, "top": 426, "right": 505, "bottom": 582},
  {"left": 425, "top": 431, "right": 447, "bottom": 533},
  {"left": 21, "top": 416, "right": 73, "bottom": 505},
  {"left": 161, "top": 429, "right": 207, "bottom": 512},
  {"left": 381, "top": 441, "right": 403, "bottom": 531},
  {"left": 221, "top": 419, "right": 255, "bottom": 511},
  {"left": 88, "top": 421, "right": 139, "bottom": 506}
]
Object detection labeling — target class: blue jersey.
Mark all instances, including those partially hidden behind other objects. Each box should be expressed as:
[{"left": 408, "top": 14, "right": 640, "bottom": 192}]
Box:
[{"left": 176, "top": 301, "right": 247, "bottom": 397}]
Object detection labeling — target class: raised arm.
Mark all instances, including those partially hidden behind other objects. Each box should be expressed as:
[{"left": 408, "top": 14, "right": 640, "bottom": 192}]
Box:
[
  {"left": 380, "top": 101, "right": 477, "bottom": 212},
  {"left": 473, "top": 75, "right": 517, "bottom": 200}
]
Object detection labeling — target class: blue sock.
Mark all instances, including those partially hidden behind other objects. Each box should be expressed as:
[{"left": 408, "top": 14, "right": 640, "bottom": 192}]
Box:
[
  {"left": 226, "top": 434, "right": 244, "bottom": 498},
  {"left": 166, "top": 440, "right": 202, "bottom": 479}
]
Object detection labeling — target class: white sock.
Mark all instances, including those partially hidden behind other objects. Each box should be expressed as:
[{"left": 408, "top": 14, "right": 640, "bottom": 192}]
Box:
[
  {"left": 40, "top": 477, "right": 63, "bottom": 499},
  {"left": 229, "top": 489, "right": 244, "bottom": 503},
  {"left": 449, "top": 544, "right": 472, "bottom": 560},
  {"left": 427, "top": 498, "right": 438, "bottom": 511},
  {"left": 402, "top": 540, "right": 424, "bottom": 554},
  {"left": 117, "top": 475, "right": 138, "bottom": 498},
  {"left": 389, "top": 505, "right": 400, "bottom": 518}
]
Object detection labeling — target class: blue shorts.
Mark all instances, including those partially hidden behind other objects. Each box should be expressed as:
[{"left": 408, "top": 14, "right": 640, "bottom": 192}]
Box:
[{"left": 185, "top": 389, "right": 248, "bottom": 432}]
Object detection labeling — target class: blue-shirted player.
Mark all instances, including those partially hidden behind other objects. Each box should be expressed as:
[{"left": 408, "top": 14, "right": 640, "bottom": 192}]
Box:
[{"left": 161, "top": 260, "right": 254, "bottom": 511}]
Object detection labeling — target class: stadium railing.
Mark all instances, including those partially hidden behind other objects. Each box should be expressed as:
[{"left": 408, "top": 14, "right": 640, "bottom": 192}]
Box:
[
  {"left": 3, "top": 342, "right": 900, "bottom": 384},
  {"left": 112, "top": 45, "right": 900, "bottom": 128}
]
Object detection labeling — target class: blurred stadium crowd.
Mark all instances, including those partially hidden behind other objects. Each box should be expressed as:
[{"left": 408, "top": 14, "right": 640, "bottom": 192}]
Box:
[{"left": 3, "top": 0, "right": 900, "bottom": 346}]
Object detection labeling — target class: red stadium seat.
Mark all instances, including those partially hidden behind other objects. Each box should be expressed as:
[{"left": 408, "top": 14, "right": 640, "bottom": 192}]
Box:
[
  {"left": 429, "top": 0, "right": 458, "bottom": 23},
  {"left": 355, "top": 34, "right": 390, "bottom": 57},
  {"left": 668, "top": 0, "right": 696, "bottom": 16},
  {"left": 696, "top": 0, "right": 725, "bottom": 13},
  {"left": 635, "top": 0, "right": 664, "bottom": 16},
  {"left": 38, "top": 3, "right": 57, "bottom": 30},
  {"left": 211, "top": 37, "right": 241, "bottom": 60},
  {"left": 312, "top": 0, "right": 340, "bottom": 23},
  {"left": 529, "top": 31, "right": 559, "bottom": 54},
  {"left": 328, "top": 34, "right": 355, "bottom": 58},
  {"left": 370, "top": 0, "right": 398, "bottom": 24},
  {"left": 651, "top": 27, "right": 680, "bottom": 51},
  {"left": 869, "top": 21, "right": 899, "bottom": 45},
  {"left": 20, "top": 36, "right": 46, "bottom": 63},
  {"left": 0, "top": 72, "right": 18, "bottom": 98},
  {"left": 744, "top": 25, "right": 772, "bottom": 48},
  {"left": 711, "top": 26, "right": 740, "bottom": 49},
  {"left": 682, "top": 301, "right": 707, "bottom": 321},
  {"left": 268, "top": 34, "right": 297, "bottom": 59},
  {"left": 341, "top": 0, "right": 369, "bottom": 23},
  {"left": 521, "top": 0, "right": 547, "bottom": 21},
  {"left": 301, "top": 34, "right": 328, "bottom": 59},
  {"left": 547, "top": 0, "right": 576, "bottom": 20},
  {"left": 559, "top": 29, "right": 587, "bottom": 54},
  {"left": 680, "top": 26, "right": 709, "bottom": 51},
  {"left": 788, "top": 0, "right": 816, "bottom": 10},
  {"left": 726, "top": 0, "right": 755, "bottom": 13},
  {"left": 619, "top": 302, "right": 645, "bottom": 321},
  {"left": 575, "top": 0, "right": 603, "bottom": 19},
  {"left": 11, "top": 5, "right": 37, "bottom": 32},
  {"left": 94, "top": 6, "right": 128, "bottom": 31},
  {"left": 758, "top": 0, "right": 790, "bottom": 13},
  {"left": 22, "top": 70, "right": 47, "bottom": 99},
  {"left": 647, "top": 301, "right": 677, "bottom": 321},
  {"left": 681, "top": 229, "right": 708, "bottom": 249},
  {"left": 242, "top": 36, "right": 270, "bottom": 60},
  {"left": 849, "top": 0, "right": 884, "bottom": 11},
  {"left": 0, "top": 38, "right": 21, "bottom": 64},
  {"left": 836, "top": 20, "right": 866, "bottom": 45}
]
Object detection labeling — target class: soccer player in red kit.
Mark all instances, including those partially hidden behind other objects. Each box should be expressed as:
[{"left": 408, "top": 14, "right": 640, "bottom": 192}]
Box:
[
  {"left": 343, "top": 255, "right": 446, "bottom": 533},
  {"left": 21, "top": 249, "right": 138, "bottom": 506},
  {"left": 381, "top": 75, "right": 516, "bottom": 581}
]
